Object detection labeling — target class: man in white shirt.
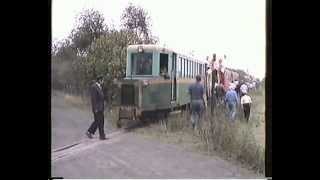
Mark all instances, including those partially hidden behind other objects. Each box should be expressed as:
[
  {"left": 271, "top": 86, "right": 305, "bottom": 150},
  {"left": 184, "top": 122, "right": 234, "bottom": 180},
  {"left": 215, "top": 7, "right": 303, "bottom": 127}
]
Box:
[
  {"left": 240, "top": 92, "right": 252, "bottom": 122},
  {"left": 240, "top": 83, "right": 248, "bottom": 97}
]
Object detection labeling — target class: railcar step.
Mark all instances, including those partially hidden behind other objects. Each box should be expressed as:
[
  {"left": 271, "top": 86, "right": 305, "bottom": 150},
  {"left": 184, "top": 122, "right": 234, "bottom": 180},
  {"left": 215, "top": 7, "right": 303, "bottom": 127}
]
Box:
[{"left": 169, "top": 110, "right": 181, "bottom": 115}]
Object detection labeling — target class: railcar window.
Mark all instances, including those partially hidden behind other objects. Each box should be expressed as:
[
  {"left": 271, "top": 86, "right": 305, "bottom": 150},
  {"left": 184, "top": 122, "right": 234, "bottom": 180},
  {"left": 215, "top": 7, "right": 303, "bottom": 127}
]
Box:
[
  {"left": 183, "top": 59, "right": 188, "bottom": 78},
  {"left": 131, "top": 53, "right": 153, "bottom": 75},
  {"left": 202, "top": 64, "right": 204, "bottom": 75},
  {"left": 184, "top": 59, "right": 186, "bottom": 78},
  {"left": 177, "top": 58, "right": 180, "bottom": 78},
  {"left": 190, "top": 61, "right": 192, "bottom": 78},
  {"left": 187, "top": 60, "right": 190, "bottom": 78},
  {"left": 183, "top": 58, "right": 185, "bottom": 78},
  {"left": 160, "top": 53, "right": 169, "bottom": 78},
  {"left": 183, "top": 59, "right": 185, "bottom": 78},
  {"left": 189, "top": 60, "right": 191, "bottom": 78},
  {"left": 180, "top": 57, "right": 183, "bottom": 78},
  {"left": 196, "top": 63, "right": 198, "bottom": 76},
  {"left": 172, "top": 54, "right": 176, "bottom": 76},
  {"left": 191, "top": 61, "right": 193, "bottom": 78},
  {"left": 193, "top": 62, "right": 197, "bottom": 77},
  {"left": 195, "top": 63, "right": 197, "bottom": 76},
  {"left": 188, "top": 60, "right": 191, "bottom": 78},
  {"left": 192, "top": 62, "right": 195, "bottom": 78},
  {"left": 186, "top": 59, "right": 188, "bottom": 78},
  {"left": 197, "top": 63, "right": 200, "bottom": 74},
  {"left": 196, "top": 63, "right": 198, "bottom": 75}
]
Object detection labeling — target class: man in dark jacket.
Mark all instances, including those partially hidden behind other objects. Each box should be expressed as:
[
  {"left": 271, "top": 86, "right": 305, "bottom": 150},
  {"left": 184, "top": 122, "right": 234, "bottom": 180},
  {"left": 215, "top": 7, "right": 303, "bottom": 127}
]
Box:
[
  {"left": 86, "top": 76, "right": 107, "bottom": 140},
  {"left": 235, "top": 80, "right": 241, "bottom": 98}
]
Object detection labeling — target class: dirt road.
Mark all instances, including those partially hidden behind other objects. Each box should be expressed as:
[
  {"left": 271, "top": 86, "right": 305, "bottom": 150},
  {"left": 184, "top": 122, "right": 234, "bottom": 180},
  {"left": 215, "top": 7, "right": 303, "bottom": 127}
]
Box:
[
  {"left": 51, "top": 91, "right": 115, "bottom": 149},
  {"left": 51, "top": 91, "right": 261, "bottom": 178}
]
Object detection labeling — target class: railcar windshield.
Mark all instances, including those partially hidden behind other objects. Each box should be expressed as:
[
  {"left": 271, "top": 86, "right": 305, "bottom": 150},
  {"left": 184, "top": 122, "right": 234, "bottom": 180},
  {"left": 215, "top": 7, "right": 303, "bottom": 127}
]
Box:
[{"left": 131, "top": 53, "right": 153, "bottom": 75}]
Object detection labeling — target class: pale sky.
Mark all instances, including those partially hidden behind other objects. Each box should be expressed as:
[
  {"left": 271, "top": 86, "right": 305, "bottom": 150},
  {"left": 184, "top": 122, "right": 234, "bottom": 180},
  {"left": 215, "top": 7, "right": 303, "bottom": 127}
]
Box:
[{"left": 52, "top": 0, "right": 266, "bottom": 79}]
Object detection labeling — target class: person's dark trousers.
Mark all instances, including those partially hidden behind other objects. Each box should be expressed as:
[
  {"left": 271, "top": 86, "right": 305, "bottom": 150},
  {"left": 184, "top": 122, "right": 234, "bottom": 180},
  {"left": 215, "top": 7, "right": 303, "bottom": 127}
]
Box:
[
  {"left": 88, "top": 111, "right": 106, "bottom": 138},
  {"left": 243, "top": 103, "right": 251, "bottom": 122}
]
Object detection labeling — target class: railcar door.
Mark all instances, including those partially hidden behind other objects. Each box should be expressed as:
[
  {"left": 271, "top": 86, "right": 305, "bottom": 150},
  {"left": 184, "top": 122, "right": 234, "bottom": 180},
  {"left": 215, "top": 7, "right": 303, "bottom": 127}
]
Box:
[
  {"left": 204, "top": 63, "right": 209, "bottom": 99},
  {"left": 171, "top": 53, "right": 177, "bottom": 102}
]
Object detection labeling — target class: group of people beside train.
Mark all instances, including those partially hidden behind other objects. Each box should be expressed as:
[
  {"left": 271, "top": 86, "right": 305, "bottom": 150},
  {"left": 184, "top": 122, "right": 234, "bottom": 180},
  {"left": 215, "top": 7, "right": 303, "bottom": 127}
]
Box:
[
  {"left": 224, "top": 80, "right": 253, "bottom": 123},
  {"left": 188, "top": 54, "right": 260, "bottom": 129},
  {"left": 189, "top": 77, "right": 256, "bottom": 130}
]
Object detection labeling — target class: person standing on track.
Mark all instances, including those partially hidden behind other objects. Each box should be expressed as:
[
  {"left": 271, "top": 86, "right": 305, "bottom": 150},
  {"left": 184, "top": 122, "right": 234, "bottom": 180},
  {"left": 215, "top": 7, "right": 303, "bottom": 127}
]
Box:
[
  {"left": 188, "top": 75, "right": 207, "bottom": 130},
  {"left": 86, "top": 76, "right": 107, "bottom": 140}
]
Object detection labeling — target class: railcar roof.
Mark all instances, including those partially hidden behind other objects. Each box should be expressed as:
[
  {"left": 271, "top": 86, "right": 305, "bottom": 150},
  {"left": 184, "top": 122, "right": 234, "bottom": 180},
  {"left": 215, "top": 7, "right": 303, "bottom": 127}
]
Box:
[
  {"left": 128, "top": 44, "right": 175, "bottom": 52},
  {"left": 127, "top": 44, "right": 208, "bottom": 64}
]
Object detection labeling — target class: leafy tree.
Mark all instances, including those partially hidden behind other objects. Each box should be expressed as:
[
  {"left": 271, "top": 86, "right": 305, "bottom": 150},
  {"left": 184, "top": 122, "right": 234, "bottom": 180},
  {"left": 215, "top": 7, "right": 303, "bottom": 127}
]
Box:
[
  {"left": 54, "top": 39, "right": 77, "bottom": 60},
  {"left": 70, "top": 9, "right": 107, "bottom": 56},
  {"left": 121, "top": 3, "right": 157, "bottom": 44},
  {"left": 52, "top": 4, "right": 159, "bottom": 99}
]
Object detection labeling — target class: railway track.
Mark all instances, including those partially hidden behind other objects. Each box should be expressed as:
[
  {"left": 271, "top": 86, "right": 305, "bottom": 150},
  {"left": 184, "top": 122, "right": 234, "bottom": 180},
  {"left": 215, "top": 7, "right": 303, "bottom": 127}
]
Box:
[
  {"left": 52, "top": 130, "right": 124, "bottom": 163},
  {"left": 52, "top": 109, "right": 184, "bottom": 163}
]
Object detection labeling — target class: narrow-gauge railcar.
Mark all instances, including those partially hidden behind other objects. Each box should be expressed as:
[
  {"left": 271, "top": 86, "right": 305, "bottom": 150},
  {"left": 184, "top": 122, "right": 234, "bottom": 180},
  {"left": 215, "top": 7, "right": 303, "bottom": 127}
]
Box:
[{"left": 117, "top": 45, "right": 209, "bottom": 127}]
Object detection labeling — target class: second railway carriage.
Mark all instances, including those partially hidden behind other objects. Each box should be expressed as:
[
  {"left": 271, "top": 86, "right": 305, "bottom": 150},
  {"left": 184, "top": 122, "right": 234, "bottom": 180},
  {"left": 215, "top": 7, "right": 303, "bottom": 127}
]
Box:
[
  {"left": 118, "top": 44, "right": 209, "bottom": 127},
  {"left": 222, "top": 68, "right": 239, "bottom": 91}
]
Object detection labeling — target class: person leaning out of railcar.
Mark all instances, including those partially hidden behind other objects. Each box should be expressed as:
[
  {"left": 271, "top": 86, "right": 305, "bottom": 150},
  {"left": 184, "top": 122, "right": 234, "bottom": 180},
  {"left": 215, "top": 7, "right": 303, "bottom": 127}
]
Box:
[{"left": 160, "top": 67, "right": 170, "bottom": 79}]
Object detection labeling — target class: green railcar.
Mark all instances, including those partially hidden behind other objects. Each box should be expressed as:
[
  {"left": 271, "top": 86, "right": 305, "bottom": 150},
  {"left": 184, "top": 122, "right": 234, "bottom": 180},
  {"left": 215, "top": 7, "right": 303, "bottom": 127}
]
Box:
[{"left": 117, "top": 45, "right": 209, "bottom": 127}]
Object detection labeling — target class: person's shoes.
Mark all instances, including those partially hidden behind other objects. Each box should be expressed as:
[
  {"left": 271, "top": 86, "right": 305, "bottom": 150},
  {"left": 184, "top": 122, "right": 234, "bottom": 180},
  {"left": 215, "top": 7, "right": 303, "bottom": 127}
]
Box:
[
  {"left": 99, "top": 136, "right": 108, "bottom": 140},
  {"left": 86, "top": 131, "right": 93, "bottom": 139}
]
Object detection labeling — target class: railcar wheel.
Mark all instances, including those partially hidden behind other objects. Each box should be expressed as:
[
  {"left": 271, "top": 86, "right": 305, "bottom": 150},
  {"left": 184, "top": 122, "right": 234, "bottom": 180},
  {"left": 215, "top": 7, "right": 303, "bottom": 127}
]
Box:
[{"left": 139, "top": 113, "right": 148, "bottom": 125}]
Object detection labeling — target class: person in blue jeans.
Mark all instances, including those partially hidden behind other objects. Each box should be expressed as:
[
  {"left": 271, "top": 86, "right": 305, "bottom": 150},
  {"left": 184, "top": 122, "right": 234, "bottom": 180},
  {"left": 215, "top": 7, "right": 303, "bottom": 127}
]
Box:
[
  {"left": 224, "top": 86, "right": 239, "bottom": 122},
  {"left": 188, "top": 75, "right": 206, "bottom": 129}
]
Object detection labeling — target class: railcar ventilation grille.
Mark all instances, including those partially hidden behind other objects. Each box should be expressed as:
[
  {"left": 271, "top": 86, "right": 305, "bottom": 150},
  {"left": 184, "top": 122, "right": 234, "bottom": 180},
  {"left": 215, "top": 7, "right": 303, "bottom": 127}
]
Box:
[{"left": 121, "top": 84, "right": 135, "bottom": 105}]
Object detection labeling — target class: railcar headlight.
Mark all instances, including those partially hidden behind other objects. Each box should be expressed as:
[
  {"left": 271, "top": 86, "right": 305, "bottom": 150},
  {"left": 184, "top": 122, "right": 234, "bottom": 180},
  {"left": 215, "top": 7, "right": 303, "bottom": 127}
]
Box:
[{"left": 143, "top": 80, "right": 149, "bottom": 87}]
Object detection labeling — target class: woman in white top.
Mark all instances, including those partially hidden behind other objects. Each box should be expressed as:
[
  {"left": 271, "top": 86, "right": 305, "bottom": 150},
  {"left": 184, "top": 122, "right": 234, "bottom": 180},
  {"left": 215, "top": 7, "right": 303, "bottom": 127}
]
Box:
[{"left": 241, "top": 92, "right": 252, "bottom": 122}]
